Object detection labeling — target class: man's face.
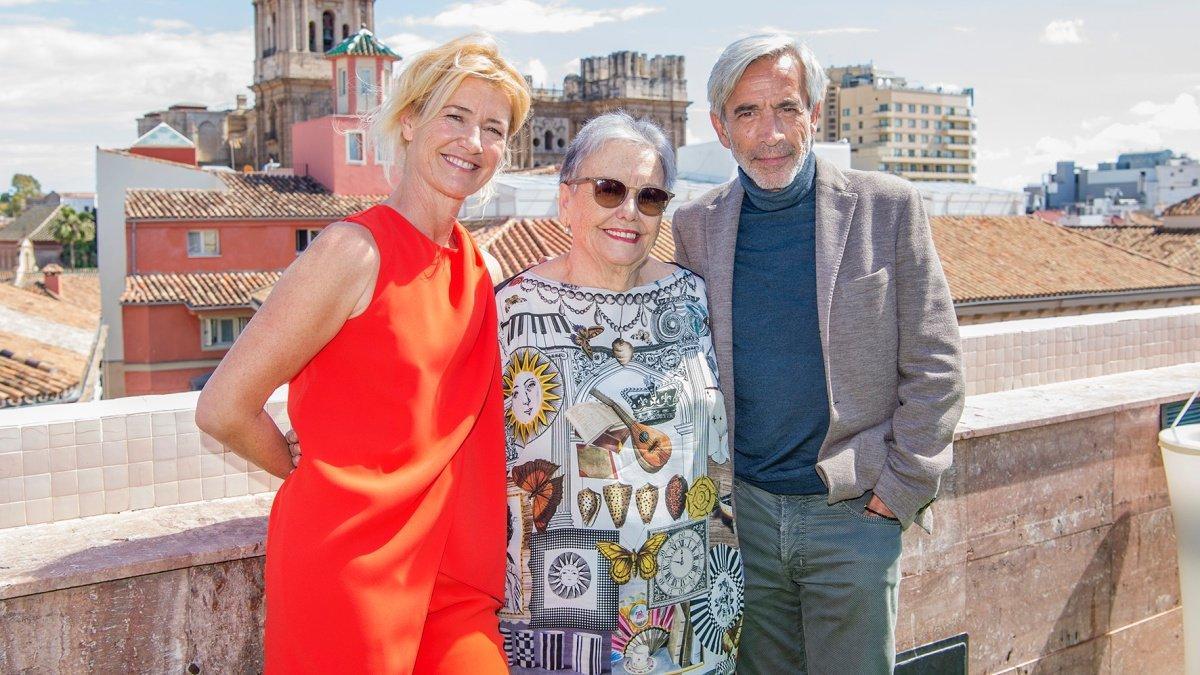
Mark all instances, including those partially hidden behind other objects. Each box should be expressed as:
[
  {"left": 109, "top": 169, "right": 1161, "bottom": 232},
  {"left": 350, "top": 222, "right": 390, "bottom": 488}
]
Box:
[{"left": 711, "top": 53, "right": 821, "bottom": 190}]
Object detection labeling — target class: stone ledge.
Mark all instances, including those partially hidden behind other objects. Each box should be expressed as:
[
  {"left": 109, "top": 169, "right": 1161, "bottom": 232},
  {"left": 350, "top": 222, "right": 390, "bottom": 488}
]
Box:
[
  {"left": 955, "top": 362, "right": 1200, "bottom": 441},
  {"left": 0, "top": 494, "right": 272, "bottom": 601}
]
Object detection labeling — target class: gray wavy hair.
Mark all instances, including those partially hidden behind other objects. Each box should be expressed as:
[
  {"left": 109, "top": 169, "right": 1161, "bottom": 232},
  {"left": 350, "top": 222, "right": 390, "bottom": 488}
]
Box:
[
  {"left": 559, "top": 111, "right": 677, "bottom": 189},
  {"left": 707, "top": 34, "right": 827, "bottom": 119}
]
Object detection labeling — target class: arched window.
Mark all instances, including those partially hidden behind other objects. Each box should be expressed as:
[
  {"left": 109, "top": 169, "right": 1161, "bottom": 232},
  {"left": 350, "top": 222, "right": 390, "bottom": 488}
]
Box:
[
  {"left": 270, "top": 13, "right": 276, "bottom": 49},
  {"left": 544, "top": 130, "right": 553, "bottom": 152},
  {"left": 322, "top": 11, "right": 334, "bottom": 52},
  {"left": 342, "top": 24, "right": 350, "bottom": 39},
  {"left": 308, "top": 21, "right": 316, "bottom": 52}
]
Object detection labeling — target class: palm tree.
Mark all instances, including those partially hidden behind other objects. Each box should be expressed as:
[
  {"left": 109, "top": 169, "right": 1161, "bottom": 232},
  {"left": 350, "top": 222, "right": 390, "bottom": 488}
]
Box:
[{"left": 49, "top": 206, "right": 95, "bottom": 269}]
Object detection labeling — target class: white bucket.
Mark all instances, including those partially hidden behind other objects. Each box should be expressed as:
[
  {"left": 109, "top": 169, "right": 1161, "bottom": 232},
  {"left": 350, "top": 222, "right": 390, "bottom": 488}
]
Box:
[{"left": 1160, "top": 406, "right": 1200, "bottom": 674}]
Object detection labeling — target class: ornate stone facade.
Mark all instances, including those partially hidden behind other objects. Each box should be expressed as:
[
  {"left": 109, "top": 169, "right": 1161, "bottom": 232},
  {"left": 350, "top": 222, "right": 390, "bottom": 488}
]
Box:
[
  {"left": 514, "top": 52, "right": 689, "bottom": 169},
  {"left": 250, "top": 0, "right": 376, "bottom": 168}
]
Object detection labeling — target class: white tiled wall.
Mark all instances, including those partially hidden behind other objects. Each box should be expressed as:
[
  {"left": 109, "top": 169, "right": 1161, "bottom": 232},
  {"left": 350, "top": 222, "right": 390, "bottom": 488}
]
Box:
[
  {"left": 0, "top": 390, "right": 289, "bottom": 530},
  {"left": 961, "top": 305, "right": 1200, "bottom": 396}
]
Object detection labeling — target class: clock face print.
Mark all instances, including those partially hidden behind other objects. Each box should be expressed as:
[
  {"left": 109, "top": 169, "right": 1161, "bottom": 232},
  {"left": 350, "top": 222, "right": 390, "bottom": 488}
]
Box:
[{"left": 647, "top": 520, "right": 710, "bottom": 607}]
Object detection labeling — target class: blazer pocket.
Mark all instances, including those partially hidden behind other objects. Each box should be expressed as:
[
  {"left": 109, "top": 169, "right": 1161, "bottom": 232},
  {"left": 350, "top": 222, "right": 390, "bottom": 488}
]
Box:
[{"left": 848, "top": 266, "right": 891, "bottom": 290}]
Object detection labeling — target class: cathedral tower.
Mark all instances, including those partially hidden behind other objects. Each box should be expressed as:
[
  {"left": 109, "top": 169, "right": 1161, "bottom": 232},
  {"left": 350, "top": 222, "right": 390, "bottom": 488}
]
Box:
[{"left": 250, "top": 0, "right": 377, "bottom": 168}]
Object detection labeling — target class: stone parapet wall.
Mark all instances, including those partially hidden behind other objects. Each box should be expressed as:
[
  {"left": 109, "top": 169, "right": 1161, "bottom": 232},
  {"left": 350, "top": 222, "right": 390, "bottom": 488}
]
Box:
[{"left": 2, "top": 365, "right": 1195, "bottom": 672}]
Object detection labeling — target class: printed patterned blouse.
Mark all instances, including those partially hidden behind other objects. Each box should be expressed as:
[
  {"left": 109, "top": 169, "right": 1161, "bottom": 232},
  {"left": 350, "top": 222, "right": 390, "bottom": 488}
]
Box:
[{"left": 495, "top": 266, "right": 744, "bottom": 675}]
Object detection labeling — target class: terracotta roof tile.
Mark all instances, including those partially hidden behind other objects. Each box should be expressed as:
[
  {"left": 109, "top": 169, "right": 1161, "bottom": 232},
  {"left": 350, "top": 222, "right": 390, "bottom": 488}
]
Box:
[
  {"left": 0, "top": 348, "right": 77, "bottom": 408},
  {"left": 1065, "top": 225, "right": 1200, "bottom": 276},
  {"left": 126, "top": 173, "right": 382, "bottom": 221},
  {"left": 930, "top": 216, "right": 1200, "bottom": 302},
  {"left": 122, "top": 271, "right": 283, "bottom": 309},
  {"left": 1164, "top": 192, "right": 1200, "bottom": 217}
]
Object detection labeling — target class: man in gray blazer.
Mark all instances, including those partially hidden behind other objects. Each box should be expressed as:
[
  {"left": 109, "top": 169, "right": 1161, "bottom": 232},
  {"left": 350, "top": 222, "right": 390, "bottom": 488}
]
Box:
[{"left": 672, "top": 34, "right": 964, "bottom": 674}]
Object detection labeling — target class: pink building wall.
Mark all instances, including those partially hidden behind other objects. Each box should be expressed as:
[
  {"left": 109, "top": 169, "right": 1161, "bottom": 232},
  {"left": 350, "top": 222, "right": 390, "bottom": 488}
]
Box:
[
  {"left": 292, "top": 116, "right": 391, "bottom": 196},
  {"left": 126, "top": 219, "right": 327, "bottom": 274},
  {"left": 122, "top": 304, "right": 253, "bottom": 396},
  {"left": 128, "top": 146, "right": 197, "bottom": 166}
]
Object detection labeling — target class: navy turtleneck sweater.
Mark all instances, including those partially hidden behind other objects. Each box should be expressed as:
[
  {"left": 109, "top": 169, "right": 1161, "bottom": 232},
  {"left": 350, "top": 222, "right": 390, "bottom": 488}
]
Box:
[{"left": 732, "top": 151, "right": 830, "bottom": 495}]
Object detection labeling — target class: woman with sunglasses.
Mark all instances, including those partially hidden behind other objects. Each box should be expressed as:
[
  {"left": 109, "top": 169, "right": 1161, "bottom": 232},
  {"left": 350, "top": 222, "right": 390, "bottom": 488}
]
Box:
[{"left": 494, "top": 112, "right": 744, "bottom": 674}]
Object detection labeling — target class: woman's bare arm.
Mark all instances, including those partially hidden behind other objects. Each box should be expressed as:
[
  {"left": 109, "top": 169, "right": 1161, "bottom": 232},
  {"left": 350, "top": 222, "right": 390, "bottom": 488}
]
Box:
[{"left": 195, "top": 221, "right": 379, "bottom": 478}]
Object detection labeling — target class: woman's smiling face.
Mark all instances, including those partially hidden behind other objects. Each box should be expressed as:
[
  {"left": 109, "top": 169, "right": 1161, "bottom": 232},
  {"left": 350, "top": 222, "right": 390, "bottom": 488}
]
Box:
[
  {"left": 559, "top": 140, "right": 666, "bottom": 273},
  {"left": 402, "top": 76, "right": 512, "bottom": 201}
]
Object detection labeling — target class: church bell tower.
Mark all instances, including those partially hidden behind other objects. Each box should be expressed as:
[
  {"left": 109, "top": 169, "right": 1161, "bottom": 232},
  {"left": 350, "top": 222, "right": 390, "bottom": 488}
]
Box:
[{"left": 250, "top": 0, "right": 377, "bottom": 168}]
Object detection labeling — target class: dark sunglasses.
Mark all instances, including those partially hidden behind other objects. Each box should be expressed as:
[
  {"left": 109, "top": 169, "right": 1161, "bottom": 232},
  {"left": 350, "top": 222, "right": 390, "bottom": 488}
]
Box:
[{"left": 562, "top": 177, "right": 675, "bottom": 217}]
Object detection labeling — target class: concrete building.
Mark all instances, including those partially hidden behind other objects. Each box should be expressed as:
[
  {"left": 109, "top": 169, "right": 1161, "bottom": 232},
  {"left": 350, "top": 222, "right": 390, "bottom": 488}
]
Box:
[
  {"left": 817, "top": 64, "right": 976, "bottom": 183},
  {"left": 1039, "top": 150, "right": 1200, "bottom": 214},
  {"left": 513, "top": 51, "right": 689, "bottom": 169}
]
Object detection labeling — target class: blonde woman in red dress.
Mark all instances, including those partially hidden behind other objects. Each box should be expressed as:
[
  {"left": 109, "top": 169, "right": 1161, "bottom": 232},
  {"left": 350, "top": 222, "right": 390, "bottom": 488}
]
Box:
[{"left": 196, "top": 34, "right": 531, "bottom": 674}]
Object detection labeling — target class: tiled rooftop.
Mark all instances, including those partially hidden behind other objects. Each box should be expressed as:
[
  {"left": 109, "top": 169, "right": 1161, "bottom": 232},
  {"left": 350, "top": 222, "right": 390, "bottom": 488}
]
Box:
[
  {"left": 0, "top": 202, "right": 61, "bottom": 243},
  {"left": 0, "top": 348, "right": 77, "bottom": 408},
  {"left": 1065, "top": 225, "right": 1200, "bottom": 276},
  {"left": 125, "top": 173, "right": 382, "bottom": 221},
  {"left": 1163, "top": 191, "right": 1200, "bottom": 216},
  {"left": 929, "top": 215, "right": 1200, "bottom": 302},
  {"left": 122, "top": 271, "right": 283, "bottom": 309}
]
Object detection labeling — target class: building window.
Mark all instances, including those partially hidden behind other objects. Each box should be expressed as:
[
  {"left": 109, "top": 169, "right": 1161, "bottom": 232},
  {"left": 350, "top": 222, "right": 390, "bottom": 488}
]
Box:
[
  {"left": 842, "top": 107, "right": 850, "bottom": 116},
  {"left": 842, "top": 123, "right": 850, "bottom": 131},
  {"left": 908, "top": 134, "right": 916, "bottom": 142},
  {"left": 858, "top": 121, "right": 863, "bottom": 129},
  {"left": 879, "top": 103, "right": 890, "bottom": 112},
  {"left": 338, "top": 69, "right": 347, "bottom": 96},
  {"left": 322, "top": 11, "right": 335, "bottom": 51},
  {"left": 921, "top": 120, "right": 930, "bottom": 129},
  {"left": 342, "top": 23, "right": 350, "bottom": 39},
  {"left": 296, "top": 228, "right": 321, "bottom": 254},
  {"left": 907, "top": 104, "right": 916, "bottom": 113},
  {"left": 308, "top": 21, "right": 316, "bottom": 51},
  {"left": 187, "top": 230, "right": 219, "bottom": 257},
  {"left": 858, "top": 106, "right": 863, "bottom": 114},
  {"left": 346, "top": 132, "right": 364, "bottom": 163},
  {"left": 201, "top": 316, "right": 250, "bottom": 350},
  {"left": 375, "top": 138, "right": 393, "bottom": 164},
  {"left": 858, "top": 136, "right": 863, "bottom": 144},
  {"left": 893, "top": 133, "right": 902, "bottom": 142},
  {"left": 907, "top": 119, "right": 916, "bottom": 128},
  {"left": 921, "top": 104, "right": 929, "bottom": 114},
  {"left": 935, "top": 106, "right": 943, "bottom": 114},
  {"left": 356, "top": 65, "right": 373, "bottom": 112}
]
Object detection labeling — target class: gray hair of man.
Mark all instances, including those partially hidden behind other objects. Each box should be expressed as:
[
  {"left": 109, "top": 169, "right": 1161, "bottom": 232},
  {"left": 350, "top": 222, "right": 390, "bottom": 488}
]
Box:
[
  {"left": 707, "top": 34, "right": 828, "bottom": 120},
  {"left": 559, "top": 111, "right": 677, "bottom": 190}
]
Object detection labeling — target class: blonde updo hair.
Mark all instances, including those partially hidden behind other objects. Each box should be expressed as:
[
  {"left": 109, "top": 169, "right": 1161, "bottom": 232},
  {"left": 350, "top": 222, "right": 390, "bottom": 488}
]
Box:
[{"left": 372, "top": 33, "right": 531, "bottom": 173}]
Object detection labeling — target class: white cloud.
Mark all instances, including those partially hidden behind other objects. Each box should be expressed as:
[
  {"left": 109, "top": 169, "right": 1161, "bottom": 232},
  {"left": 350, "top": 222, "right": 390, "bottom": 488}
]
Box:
[
  {"left": 562, "top": 58, "right": 580, "bottom": 76},
  {"left": 1041, "top": 19, "right": 1084, "bottom": 45},
  {"left": 0, "top": 17, "right": 252, "bottom": 191},
  {"left": 804, "top": 27, "right": 878, "bottom": 36},
  {"left": 526, "top": 58, "right": 549, "bottom": 88},
  {"left": 403, "top": 0, "right": 662, "bottom": 34},
  {"left": 756, "top": 25, "right": 878, "bottom": 37},
  {"left": 975, "top": 146, "right": 1012, "bottom": 161},
  {"left": 0, "top": 0, "right": 44, "bottom": 6},
  {"left": 382, "top": 32, "right": 438, "bottom": 59},
  {"left": 137, "top": 17, "right": 192, "bottom": 31},
  {"left": 1129, "top": 93, "right": 1200, "bottom": 131}
]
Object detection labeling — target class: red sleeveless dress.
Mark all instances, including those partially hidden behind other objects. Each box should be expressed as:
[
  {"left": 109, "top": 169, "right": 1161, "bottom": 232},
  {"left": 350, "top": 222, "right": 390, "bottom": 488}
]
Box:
[{"left": 265, "top": 204, "right": 507, "bottom": 673}]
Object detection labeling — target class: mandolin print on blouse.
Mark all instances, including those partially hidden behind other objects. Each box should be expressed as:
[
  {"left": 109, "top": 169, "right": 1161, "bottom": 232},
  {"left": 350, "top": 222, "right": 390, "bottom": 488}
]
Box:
[{"left": 496, "top": 267, "right": 743, "bottom": 674}]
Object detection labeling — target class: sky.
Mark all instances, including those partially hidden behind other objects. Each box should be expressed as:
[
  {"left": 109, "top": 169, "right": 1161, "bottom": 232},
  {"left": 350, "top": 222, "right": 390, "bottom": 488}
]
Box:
[{"left": 2, "top": 0, "right": 1199, "bottom": 194}]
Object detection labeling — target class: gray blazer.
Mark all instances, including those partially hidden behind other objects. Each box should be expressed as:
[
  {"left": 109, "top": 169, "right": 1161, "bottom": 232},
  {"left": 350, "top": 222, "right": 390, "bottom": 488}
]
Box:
[{"left": 671, "top": 156, "right": 964, "bottom": 531}]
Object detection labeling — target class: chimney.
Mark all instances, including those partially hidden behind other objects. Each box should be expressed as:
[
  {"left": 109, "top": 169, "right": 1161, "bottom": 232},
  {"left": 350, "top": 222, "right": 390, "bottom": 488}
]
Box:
[{"left": 42, "top": 263, "right": 63, "bottom": 297}]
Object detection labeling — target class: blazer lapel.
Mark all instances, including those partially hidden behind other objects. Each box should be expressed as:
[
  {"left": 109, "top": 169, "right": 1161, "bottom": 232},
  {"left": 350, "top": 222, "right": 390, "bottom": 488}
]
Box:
[
  {"left": 813, "top": 157, "right": 858, "bottom": 349},
  {"left": 705, "top": 179, "right": 743, "bottom": 324}
]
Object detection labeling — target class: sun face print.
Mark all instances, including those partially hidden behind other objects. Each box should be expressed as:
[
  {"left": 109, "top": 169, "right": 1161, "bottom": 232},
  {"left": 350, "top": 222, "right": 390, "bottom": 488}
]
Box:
[{"left": 503, "top": 347, "right": 562, "bottom": 444}]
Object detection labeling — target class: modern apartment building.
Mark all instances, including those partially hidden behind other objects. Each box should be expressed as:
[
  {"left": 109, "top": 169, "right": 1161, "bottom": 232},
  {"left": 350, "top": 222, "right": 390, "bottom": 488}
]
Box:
[{"left": 819, "top": 65, "right": 976, "bottom": 183}]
